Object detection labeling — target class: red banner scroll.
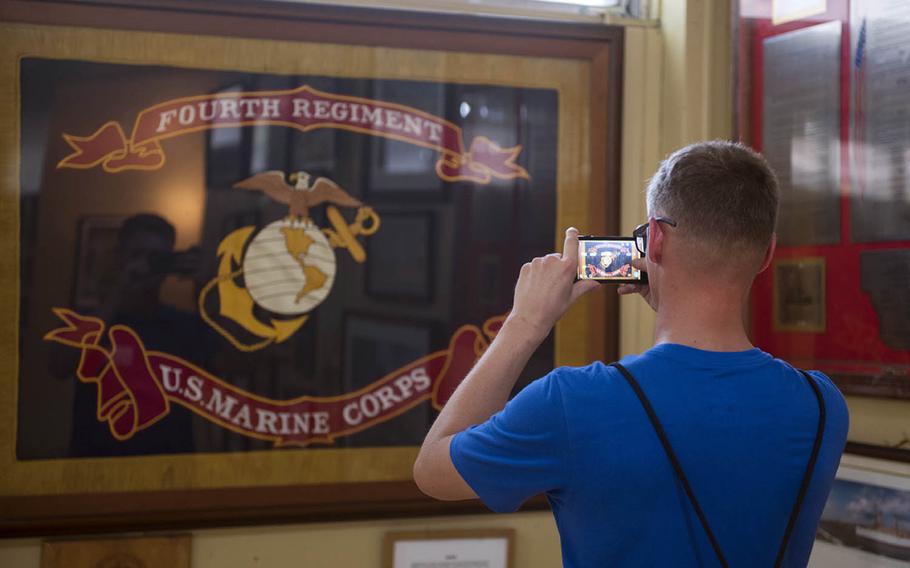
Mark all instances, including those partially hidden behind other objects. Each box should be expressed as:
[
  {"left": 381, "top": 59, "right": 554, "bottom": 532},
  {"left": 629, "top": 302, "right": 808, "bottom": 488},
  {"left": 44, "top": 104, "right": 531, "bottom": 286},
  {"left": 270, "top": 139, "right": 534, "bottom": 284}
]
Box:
[
  {"left": 56, "top": 85, "right": 529, "bottom": 184},
  {"left": 45, "top": 308, "right": 505, "bottom": 446}
]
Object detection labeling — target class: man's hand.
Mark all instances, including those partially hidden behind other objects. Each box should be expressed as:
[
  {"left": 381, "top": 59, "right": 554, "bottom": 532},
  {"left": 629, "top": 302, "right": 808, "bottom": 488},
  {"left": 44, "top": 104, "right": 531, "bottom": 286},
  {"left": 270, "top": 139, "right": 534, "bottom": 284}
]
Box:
[
  {"left": 617, "top": 257, "right": 656, "bottom": 311},
  {"left": 508, "top": 227, "right": 600, "bottom": 340},
  {"left": 414, "top": 227, "right": 599, "bottom": 502}
]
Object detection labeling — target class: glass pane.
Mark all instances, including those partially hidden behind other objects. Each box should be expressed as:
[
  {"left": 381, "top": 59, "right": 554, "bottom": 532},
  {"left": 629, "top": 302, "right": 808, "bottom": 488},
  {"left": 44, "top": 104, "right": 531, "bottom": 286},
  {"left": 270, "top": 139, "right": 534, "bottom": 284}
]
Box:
[{"left": 17, "top": 58, "right": 557, "bottom": 458}]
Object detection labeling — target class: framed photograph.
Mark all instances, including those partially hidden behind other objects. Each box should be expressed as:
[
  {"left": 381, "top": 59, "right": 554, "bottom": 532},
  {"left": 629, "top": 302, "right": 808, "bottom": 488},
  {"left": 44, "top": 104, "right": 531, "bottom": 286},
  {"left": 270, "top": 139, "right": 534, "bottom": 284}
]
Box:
[
  {"left": 205, "top": 82, "right": 253, "bottom": 189},
  {"left": 42, "top": 535, "right": 191, "bottom": 568},
  {"left": 384, "top": 529, "right": 514, "bottom": 568},
  {"left": 366, "top": 82, "right": 446, "bottom": 196},
  {"left": 773, "top": 257, "right": 826, "bottom": 333},
  {"left": 814, "top": 454, "right": 910, "bottom": 566},
  {"left": 341, "top": 313, "right": 433, "bottom": 448},
  {"left": 366, "top": 212, "right": 435, "bottom": 302},
  {"left": 0, "top": 0, "right": 622, "bottom": 535},
  {"left": 476, "top": 253, "right": 504, "bottom": 308},
  {"left": 734, "top": 1, "right": 910, "bottom": 414},
  {"left": 72, "top": 216, "right": 125, "bottom": 312}
]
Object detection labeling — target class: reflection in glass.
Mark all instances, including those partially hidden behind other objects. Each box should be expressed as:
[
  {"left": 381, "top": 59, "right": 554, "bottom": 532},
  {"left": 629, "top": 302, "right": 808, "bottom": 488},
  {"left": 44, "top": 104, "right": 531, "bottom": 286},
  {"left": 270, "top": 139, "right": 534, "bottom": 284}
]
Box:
[{"left": 17, "top": 58, "right": 557, "bottom": 459}]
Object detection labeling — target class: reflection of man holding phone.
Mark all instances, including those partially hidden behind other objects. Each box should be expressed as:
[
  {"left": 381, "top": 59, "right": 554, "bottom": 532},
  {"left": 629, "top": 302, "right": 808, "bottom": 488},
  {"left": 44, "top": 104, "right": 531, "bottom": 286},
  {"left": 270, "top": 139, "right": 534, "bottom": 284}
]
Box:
[
  {"left": 67, "top": 213, "right": 208, "bottom": 457},
  {"left": 415, "top": 141, "right": 848, "bottom": 566}
]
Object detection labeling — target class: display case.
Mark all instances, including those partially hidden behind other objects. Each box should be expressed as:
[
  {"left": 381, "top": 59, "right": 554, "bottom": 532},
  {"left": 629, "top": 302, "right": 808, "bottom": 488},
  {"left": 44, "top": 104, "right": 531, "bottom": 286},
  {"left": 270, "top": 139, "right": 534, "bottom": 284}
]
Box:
[
  {"left": 0, "top": 0, "right": 623, "bottom": 534},
  {"left": 734, "top": 0, "right": 910, "bottom": 460}
]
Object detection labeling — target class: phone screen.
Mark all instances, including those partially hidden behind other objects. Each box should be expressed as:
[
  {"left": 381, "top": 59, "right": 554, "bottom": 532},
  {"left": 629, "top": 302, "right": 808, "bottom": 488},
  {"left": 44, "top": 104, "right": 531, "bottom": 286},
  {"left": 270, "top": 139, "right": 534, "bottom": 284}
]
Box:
[{"left": 577, "top": 237, "right": 645, "bottom": 283}]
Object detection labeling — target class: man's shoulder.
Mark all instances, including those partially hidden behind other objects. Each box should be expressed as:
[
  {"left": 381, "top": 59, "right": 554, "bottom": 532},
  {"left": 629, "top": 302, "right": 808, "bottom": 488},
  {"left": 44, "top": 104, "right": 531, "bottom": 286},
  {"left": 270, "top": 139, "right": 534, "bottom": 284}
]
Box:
[
  {"left": 802, "top": 369, "right": 850, "bottom": 432},
  {"left": 539, "top": 360, "right": 636, "bottom": 405},
  {"left": 546, "top": 361, "right": 619, "bottom": 385}
]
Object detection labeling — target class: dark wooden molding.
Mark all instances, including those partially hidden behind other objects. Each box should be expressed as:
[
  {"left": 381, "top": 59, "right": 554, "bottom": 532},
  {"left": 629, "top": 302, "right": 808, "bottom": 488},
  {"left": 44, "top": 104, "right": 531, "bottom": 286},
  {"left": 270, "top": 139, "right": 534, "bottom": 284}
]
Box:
[
  {"left": 0, "top": 0, "right": 621, "bottom": 54},
  {"left": 846, "top": 442, "right": 910, "bottom": 464},
  {"left": 831, "top": 372, "right": 910, "bottom": 400},
  {"left": 1, "top": 481, "right": 549, "bottom": 537}
]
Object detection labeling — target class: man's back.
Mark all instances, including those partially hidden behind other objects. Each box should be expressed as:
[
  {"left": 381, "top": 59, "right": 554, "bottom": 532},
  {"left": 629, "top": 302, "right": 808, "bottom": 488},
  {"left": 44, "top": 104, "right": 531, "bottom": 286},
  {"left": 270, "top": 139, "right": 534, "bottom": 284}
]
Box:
[
  {"left": 451, "top": 344, "right": 849, "bottom": 567},
  {"left": 416, "top": 142, "right": 850, "bottom": 567}
]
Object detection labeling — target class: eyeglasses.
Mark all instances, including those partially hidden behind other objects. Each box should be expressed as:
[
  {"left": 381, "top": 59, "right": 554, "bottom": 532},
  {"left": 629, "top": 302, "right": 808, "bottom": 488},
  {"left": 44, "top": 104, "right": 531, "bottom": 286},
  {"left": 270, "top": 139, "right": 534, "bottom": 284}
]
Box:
[{"left": 632, "top": 217, "right": 678, "bottom": 255}]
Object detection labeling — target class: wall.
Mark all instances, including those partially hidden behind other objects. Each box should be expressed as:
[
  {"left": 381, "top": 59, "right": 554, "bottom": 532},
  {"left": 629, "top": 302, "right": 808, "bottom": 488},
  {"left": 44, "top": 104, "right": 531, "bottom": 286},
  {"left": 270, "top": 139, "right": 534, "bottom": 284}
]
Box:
[
  {"left": 617, "top": 0, "right": 910, "bottom": 455},
  {"left": 618, "top": 0, "right": 733, "bottom": 355},
  {"left": 0, "top": 512, "right": 562, "bottom": 567}
]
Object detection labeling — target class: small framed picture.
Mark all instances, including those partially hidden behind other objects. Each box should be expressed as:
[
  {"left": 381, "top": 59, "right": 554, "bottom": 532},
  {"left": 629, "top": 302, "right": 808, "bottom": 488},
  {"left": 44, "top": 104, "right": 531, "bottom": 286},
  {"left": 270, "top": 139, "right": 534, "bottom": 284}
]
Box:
[
  {"left": 773, "top": 257, "right": 826, "bottom": 332},
  {"left": 42, "top": 535, "right": 191, "bottom": 568},
  {"left": 365, "top": 82, "right": 446, "bottom": 197},
  {"left": 72, "top": 216, "right": 125, "bottom": 311},
  {"left": 814, "top": 454, "right": 910, "bottom": 565},
  {"left": 384, "top": 529, "right": 514, "bottom": 568},
  {"left": 366, "top": 212, "right": 435, "bottom": 302}
]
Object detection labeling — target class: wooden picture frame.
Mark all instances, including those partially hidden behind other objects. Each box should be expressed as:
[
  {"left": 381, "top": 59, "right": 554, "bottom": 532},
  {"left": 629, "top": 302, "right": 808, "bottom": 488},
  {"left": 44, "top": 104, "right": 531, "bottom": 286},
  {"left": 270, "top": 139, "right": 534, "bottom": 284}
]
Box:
[
  {"left": 772, "top": 257, "right": 826, "bottom": 334},
  {"left": 0, "top": 0, "right": 623, "bottom": 536},
  {"left": 365, "top": 211, "right": 436, "bottom": 303},
  {"left": 72, "top": 216, "right": 126, "bottom": 312},
  {"left": 383, "top": 529, "right": 515, "bottom": 568},
  {"left": 41, "top": 535, "right": 192, "bottom": 568},
  {"left": 813, "top": 453, "right": 910, "bottom": 565}
]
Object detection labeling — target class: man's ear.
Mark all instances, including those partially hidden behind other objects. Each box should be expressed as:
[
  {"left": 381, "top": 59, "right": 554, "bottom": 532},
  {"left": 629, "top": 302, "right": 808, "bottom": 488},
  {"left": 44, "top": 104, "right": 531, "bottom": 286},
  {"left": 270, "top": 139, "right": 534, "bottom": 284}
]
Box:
[
  {"left": 647, "top": 217, "right": 665, "bottom": 264},
  {"left": 757, "top": 233, "right": 777, "bottom": 274}
]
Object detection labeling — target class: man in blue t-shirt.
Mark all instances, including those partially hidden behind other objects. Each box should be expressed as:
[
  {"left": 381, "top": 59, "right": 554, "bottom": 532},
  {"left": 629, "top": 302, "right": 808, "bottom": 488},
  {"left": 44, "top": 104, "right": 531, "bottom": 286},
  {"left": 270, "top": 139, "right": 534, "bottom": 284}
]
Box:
[{"left": 413, "top": 141, "right": 849, "bottom": 567}]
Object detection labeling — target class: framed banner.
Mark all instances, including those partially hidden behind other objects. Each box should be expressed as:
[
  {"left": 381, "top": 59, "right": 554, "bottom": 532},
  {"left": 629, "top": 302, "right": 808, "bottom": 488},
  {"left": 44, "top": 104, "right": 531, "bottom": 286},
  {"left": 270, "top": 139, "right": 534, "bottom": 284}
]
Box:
[
  {"left": 734, "top": 0, "right": 910, "bottom": 460},
  {"left": 0, "top": 0, "right": 622, "bottom": 535}
]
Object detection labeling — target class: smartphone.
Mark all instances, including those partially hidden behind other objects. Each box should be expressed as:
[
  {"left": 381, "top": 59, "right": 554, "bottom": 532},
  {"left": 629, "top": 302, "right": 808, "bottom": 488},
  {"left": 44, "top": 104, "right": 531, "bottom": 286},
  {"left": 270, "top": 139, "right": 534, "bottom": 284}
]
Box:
[{"left": 577, "top": 236, "right": 647, "bottom": 284}]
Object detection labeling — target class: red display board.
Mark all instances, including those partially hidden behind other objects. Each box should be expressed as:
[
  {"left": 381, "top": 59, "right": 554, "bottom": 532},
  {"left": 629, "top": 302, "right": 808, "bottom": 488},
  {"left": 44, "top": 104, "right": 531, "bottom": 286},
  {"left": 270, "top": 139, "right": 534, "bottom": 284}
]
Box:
[{"left": 737, "top": 0, "right": 910, "bottom": 402}]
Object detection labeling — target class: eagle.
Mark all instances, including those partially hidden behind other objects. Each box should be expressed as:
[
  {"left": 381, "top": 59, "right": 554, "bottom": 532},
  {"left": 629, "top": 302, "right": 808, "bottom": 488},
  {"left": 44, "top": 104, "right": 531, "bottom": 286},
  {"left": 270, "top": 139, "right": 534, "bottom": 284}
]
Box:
[{"left": 233, "top": 171, "right": 362, "bottom": 221}]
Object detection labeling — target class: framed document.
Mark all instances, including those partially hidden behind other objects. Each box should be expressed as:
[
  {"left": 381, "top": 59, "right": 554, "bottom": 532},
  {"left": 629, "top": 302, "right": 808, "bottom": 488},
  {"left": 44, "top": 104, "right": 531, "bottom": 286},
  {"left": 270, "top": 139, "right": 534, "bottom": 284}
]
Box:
[
  {"left": 0, "top": 0, "right": 622, "bottom": 535},
  {"left": 384, "top": 530, "right": 514, "bottom": 568},
  {"left": 773, "top": 257, "right": 826, "bottom": 333},
  {"left": 734, "top": 0, "right": 910, "bottom": 461}
]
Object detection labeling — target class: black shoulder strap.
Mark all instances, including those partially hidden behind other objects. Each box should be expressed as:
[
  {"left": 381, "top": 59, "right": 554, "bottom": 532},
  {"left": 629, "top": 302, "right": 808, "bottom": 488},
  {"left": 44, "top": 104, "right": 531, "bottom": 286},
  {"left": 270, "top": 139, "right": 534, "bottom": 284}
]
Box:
[
  {"left": 610, "top": 363, "right": 826, "bottom": 568},
  {"left": 774, "top": 370, "right": 826, "bottom": 568},
  {"left": 610, "top": 362, "right": 730, "bottom": 568}
]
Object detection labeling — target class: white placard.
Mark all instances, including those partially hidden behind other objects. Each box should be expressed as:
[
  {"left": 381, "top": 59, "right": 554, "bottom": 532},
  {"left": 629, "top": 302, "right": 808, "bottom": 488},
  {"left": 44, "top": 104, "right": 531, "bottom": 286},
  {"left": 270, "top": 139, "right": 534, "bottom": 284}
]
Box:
[
  {"left": 393, "top": 537, "right": 509, "bottom": 568},
  {"left": 773, "top": 0, "right": 827, "bottom": 24}
]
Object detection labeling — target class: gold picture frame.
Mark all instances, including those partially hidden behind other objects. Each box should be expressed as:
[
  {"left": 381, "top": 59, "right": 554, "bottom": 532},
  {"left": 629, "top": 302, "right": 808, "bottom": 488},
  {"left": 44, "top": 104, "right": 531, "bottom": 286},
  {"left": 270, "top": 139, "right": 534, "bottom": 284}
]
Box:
[
  {"left": 41, "top": 535, "right": 191, "bottom": 568},
  {"left": 772, "top": 257, "right": 826, "bottom": 333},
  {"left": 0, "top": 0, "right": 622, "bottom": 534}
]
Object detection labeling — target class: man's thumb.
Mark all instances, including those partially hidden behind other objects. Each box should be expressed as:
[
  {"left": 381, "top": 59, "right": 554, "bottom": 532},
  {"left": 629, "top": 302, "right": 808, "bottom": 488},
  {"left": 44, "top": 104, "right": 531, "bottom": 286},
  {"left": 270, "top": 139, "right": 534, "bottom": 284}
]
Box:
[{"left": 570, "top": 279, "right": 600, "bottom": 304}]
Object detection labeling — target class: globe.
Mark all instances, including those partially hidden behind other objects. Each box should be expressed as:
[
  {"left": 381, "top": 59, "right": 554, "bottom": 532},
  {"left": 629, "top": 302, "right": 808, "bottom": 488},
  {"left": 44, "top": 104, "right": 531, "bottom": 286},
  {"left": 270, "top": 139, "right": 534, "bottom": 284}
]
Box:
[{"left": 242, "top": 219, "right": 337, "bottom": 315}]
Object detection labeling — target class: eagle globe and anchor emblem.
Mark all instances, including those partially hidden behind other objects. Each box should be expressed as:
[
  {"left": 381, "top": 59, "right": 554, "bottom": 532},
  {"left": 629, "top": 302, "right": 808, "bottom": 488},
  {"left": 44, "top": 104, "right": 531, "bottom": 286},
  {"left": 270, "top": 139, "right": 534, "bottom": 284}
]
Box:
[{"left": 200, "top": 171, "right": 380, "bottom": 351}]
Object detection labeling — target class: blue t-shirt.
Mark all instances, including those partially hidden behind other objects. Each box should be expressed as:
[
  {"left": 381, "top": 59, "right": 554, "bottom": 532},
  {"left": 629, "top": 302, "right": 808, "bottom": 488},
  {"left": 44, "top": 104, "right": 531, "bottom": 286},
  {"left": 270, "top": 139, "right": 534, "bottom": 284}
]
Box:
[{"left": 450, "top": 344, "right": 849, "bottom": 567}]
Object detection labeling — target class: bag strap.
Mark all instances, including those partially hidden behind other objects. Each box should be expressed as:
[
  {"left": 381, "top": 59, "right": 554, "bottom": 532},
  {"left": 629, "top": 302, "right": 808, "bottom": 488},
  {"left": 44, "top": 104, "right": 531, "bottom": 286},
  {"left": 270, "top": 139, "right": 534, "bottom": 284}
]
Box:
[
  {"left": 610, "top": 362, "right": 730, "bottom": 567},
  {"left": 610, "top": 363, "right": 826, "bottom": 568},
  {"left": 774, "top": 369, "right": 826, "bottom": 568}
]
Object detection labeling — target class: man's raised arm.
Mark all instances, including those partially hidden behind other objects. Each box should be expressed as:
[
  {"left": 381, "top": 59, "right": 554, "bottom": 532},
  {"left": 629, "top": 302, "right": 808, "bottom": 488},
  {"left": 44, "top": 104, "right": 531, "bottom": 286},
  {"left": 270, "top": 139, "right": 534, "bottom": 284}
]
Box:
[{"left": 412, "top": 227, "right": 598, "bottom": 500}]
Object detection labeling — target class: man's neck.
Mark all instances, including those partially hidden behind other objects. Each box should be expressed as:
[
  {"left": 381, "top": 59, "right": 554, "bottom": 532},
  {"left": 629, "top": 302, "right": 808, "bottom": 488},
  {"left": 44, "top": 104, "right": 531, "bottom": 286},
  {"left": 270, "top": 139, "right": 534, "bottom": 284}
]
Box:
[{"left": 653, "top": 279, "right": 754, "bottom": 352}]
